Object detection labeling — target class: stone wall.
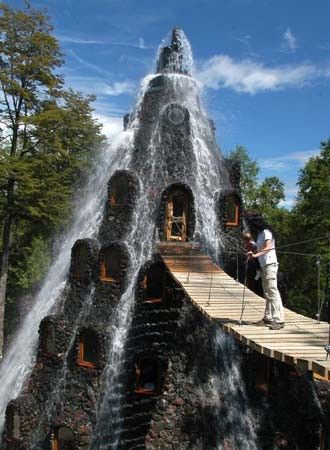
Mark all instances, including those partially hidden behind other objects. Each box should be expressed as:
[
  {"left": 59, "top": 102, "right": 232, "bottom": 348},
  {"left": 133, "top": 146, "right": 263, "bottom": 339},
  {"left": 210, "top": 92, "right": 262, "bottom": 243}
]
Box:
[
  {"left": 3, "top": 248, "right": 328, "bottom": 450},
  {"left": 99, "top": 170, "right": 139, "bottom": 244},
  {"left": 2, "top": 236, "right": 130, "bottom": 449}
]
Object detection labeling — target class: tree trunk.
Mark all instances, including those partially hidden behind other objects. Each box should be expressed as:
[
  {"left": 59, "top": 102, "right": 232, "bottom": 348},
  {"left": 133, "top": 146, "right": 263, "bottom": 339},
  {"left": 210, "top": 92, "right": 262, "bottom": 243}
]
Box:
[{"left": 0, "top": 178, "right": 15, "bottom": 360}]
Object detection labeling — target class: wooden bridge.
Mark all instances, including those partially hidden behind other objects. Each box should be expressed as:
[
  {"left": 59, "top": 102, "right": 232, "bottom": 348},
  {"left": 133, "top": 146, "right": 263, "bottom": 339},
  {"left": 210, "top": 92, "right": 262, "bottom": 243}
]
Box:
[{"left": 159, "top": 242, "right": 330, "bottom": 381}]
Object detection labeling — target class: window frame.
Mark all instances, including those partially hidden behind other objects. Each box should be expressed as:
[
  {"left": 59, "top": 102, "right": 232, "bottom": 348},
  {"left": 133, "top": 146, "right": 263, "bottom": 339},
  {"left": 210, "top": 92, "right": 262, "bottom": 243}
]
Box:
[
  {"left": 77, "top": 330, "right": 98, "bottom": 369},
  {"left": 225, "top": 196, "right": 240, "bottom": 227},
  {"left": 99, "top": 247, "right": 121, "bottom": 282},
  {"left": 135, "top": 357, "right": 160, "bottom": 395},
  {"left": 165, "top": 189, "right": 189, "bottom": 242}
]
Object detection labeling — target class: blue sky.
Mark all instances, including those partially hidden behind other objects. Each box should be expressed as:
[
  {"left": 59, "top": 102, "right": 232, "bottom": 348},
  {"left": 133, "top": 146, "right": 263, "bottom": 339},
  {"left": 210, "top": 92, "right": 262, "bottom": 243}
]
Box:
[{"left": 10, "top": 0, "right": 330, "bottom": 207}]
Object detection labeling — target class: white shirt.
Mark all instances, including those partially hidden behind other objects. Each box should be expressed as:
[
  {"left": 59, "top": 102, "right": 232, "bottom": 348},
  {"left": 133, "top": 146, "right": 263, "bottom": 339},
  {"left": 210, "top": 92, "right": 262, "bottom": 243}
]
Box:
[{"left": 256, "top": 229, "right": 277, "bottom": 268}]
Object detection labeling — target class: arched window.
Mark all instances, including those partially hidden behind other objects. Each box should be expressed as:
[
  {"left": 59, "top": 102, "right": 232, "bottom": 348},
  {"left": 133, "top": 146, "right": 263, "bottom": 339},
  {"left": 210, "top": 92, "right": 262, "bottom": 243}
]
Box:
[
  {"left": 225, "top": 195, "right": 239, "bottom": 227},
  {"left": 165, "top": 189, "right": 189, "bottom": 241},
  {"left": 77, "top": 329, "right": 99, "bottom": 368},
  {"left": 72, "top": 243, "right": 89, "bottom": 281},
  {"left": 6, "top": 405, "right": 20, "bottom": 441},
  {"left": 100, "top": 246, "right": 121, "bottom": 282},
  {"left": 142, "top": 263, "right": 166, "bottom": 303},
  {"left": 51, "top": 426, "right": 74, "bottom": 450},
  {"left": 109, "top": 173, "right": 130, "bottom": 206},
  {"left": 40, "top": 321, "right": 56, "bottom": 355},
  {"left": 135, "top": 357, "right": 159, "bottom": 394}
]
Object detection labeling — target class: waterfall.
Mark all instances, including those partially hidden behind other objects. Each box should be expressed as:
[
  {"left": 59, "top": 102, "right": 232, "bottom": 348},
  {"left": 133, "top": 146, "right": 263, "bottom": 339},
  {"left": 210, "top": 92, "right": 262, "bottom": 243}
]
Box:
[
  {"left": 165, "top": 73, "right": 230, "bottom": 255},
  {"left": 29, "top": 286, "right": 96, "bottom": 449},
  {"left": 1, "top": 28, "right": 258, "bottom": 450},
  {"left": 91, "top": 108, "right": 169, "bottom": 450},
  {"left": 198, "top": 329, "right": 259, "bottom": 450},
  {"left": 0, "top": 130, "right": 133, "bottom": 436},
  {"left": 91, "top": 30, "right": 238, "bottom": 449}
]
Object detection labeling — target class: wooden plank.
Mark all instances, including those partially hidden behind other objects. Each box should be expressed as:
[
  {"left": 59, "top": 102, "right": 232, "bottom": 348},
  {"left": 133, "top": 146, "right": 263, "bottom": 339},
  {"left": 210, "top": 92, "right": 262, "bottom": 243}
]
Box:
[{"left": 161, "top": 244, "right": 330, "bottom": 378}]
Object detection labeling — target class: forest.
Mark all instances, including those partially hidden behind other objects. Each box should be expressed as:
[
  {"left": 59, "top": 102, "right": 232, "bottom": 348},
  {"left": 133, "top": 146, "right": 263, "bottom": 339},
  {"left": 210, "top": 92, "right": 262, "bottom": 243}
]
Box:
[{"left": 0, "top": 2, "right": 329, "bottom": 358}]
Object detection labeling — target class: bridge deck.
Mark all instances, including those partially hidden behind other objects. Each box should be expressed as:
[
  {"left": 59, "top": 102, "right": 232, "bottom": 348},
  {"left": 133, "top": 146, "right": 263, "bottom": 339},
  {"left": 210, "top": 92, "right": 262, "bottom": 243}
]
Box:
[{"left": 159, "top": 242, "right": 330, "bottom": 381}]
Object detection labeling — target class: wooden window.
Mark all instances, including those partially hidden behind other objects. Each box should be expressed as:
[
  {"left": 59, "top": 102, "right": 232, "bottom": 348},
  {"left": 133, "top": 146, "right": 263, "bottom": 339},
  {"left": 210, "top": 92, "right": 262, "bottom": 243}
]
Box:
[
  {"left": 77, "top": 330, "right": 98, "bottom": 369},
  {"left": 51, "top": 426, "right": 74, "bottom": 450},
  {"left": 225, "top": 196, "right": 239, "bottom": 227},
  {"left": 135, "top": 357, "right": 159, "bottom": 394},
  {"left": 100, "top": 247, "right": 121, "bottom": 282},
  {"left": 165, "top": 190, "right": 189, "bottom": 241},
  {"left": 142, "top": 264, "right": 166, "bottom": 303},
  {"left": 6, "top": 405, "right": 20, "bottom": 441},
  {"left": 72, "top": 244, "right": 89, "bottom": 281},
  {"left": 109, "top": 175, "right": 129, "bottom": 206},
  {"left": 40, "top": 322, "right": 56, "bottom": 355}
]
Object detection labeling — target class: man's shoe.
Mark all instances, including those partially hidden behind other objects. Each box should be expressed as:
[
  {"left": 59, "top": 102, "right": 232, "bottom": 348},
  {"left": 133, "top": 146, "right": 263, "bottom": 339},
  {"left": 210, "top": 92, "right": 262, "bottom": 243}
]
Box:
[{"left": 268, "top": 322, "right": 285, "bottom": 330}]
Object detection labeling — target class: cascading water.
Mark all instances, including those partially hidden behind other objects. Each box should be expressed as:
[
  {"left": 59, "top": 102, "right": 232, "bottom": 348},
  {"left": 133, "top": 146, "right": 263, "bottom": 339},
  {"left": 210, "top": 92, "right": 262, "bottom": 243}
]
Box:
[
  {"left": 91, "top": 110, "right": 174, "bottom": 450},
  {"left": 1, "top": 28, "right": 258, "bottom": 450},
  {"left": 91, "top": 29, "right": 249, "bottom": 450},
  {"left": 0, "top": 129, "right": 133, "bottom": 436},
  {"left": 29, "top": 286, "right": 96, "bottom": 449},
  {"left": 198, "top": 328, "right": 259, "bottom": 450},
  {"left": 166, "top": 73, "right": 230, "bottom": 256}
]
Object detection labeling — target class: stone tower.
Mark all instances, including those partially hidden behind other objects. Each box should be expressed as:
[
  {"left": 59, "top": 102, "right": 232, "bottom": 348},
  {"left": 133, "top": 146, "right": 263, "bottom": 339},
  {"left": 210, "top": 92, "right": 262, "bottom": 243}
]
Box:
[{"left": 2, "top": 29, "right": 328, "bottom": 450}]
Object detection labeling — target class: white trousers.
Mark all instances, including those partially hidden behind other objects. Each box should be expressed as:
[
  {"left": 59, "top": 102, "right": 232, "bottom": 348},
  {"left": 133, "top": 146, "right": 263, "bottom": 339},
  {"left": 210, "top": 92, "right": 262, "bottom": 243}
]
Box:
[{"left": 261, "top": 263, "right": 284, "bottom": 323}]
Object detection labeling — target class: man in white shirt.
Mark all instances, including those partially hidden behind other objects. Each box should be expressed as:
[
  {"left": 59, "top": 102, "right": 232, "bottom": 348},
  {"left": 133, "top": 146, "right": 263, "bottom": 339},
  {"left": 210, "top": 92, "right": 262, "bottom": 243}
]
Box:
[{"left": 245, "top": 213, "right": 285, "bottom": 330}]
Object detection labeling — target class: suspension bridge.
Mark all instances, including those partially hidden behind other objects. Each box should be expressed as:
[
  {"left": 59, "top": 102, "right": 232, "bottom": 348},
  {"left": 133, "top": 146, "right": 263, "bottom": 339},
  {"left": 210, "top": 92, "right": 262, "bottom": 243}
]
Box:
[{"left": 159, "top": 242, "right": 330, "bottom": 381}]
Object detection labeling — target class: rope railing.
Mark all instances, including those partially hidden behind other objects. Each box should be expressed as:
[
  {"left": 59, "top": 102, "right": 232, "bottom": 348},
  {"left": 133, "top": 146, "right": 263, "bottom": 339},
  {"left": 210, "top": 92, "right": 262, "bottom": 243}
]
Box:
[{"left": 161, "top": 231, "right": 329, "bottom": 337}]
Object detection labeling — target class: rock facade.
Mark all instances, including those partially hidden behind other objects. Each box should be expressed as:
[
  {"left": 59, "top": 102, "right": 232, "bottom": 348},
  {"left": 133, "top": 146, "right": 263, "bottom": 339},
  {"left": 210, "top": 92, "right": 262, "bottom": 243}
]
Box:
[{"left": 3, "top": 28, "right": 329, "bottom": 450}]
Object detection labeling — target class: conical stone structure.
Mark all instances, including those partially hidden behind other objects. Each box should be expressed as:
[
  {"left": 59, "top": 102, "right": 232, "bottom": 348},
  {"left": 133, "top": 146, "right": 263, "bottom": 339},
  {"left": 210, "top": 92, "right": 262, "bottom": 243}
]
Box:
[{"left": 2, "top": 29, "right": 328, "bottom": 450}]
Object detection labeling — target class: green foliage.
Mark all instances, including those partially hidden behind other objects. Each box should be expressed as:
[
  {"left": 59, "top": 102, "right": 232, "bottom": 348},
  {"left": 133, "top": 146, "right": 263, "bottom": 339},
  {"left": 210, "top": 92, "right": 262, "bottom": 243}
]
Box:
[
  {"left": 10, "top": 236, "right": 51, "bottom": 291},
  {"left": 227, "top": 142, "right": 330, "bottom": 318},
  {"left": 227, "top": 145, "right": 259, "bottom": 208},
  {"left": 0, "top": 1, "right": 63, "bottom": 136},
  {"left": 280, "top": 140, "right": 330, "bottom": 317},
  {"left": 227, "top": 145, "right": 286, "bottom": 223},
  {"left": 0, "top": 2, "right": 106, "bottom": 323}
]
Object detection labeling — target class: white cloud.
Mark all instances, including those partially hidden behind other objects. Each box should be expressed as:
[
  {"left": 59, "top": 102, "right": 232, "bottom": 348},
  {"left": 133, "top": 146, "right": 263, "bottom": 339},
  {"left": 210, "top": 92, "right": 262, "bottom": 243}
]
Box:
[
  {"left": 94, "top": 114, "right": 123, "bottom": 138},
  {"left": 57, "top": 35, "right": 104, "bottom": 45},
  {"left": 66, "top": 52, "right": 136, "bottom": 96},
  {"left": 279, "top": 197, "right": 296, "bottom": 208},
  {"left": 63, "top": 74, "right": 135, "bottom": 98},
  {"left": 259, "top": 150, "right": 319, "bottom": 171},
  {"left": 104, "top": 81, "right": 135, "bottom": 96},
  {"left": 198, "top": 55, "right": 330, "bottom": 94},
  {"left": 68, "top": 50, "right": 110, "bottom": 76},
  {"left": 282, "top": 28, "right": 298, "bottom": 52},
  {"left": 139, "top": 37, "right": 146, "bottom": 49}
]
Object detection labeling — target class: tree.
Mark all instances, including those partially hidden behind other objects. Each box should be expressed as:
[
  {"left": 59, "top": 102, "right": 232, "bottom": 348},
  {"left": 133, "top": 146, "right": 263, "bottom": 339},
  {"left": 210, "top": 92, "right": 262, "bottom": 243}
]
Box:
[
  {"left": 281, "top": 140, "right": 330, "bottom": 316},
  {"left": 0, "top": 2, "right": 63, "bottom": 358},
  {"left": 227, "top": 146, "right": 286, "bottom": 223},
  {"left": 0, "top": 3, "right": 106, "bottom": 357},
  {"left": 227, "top": 145, "right": 259, "bottom": 208}
]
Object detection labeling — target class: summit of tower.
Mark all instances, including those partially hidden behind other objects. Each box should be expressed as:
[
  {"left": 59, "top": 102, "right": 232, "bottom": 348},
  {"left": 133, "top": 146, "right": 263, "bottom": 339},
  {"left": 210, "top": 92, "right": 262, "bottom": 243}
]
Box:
[{"left": 156, "top": 28, "right": 194, "bottom": 76}]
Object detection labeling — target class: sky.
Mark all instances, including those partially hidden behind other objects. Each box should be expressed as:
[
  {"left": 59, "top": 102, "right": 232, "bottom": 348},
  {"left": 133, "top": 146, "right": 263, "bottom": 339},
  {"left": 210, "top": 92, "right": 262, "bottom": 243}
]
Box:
[{"left": 9, "top": 0, "right": 330, "bottom": 207}]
